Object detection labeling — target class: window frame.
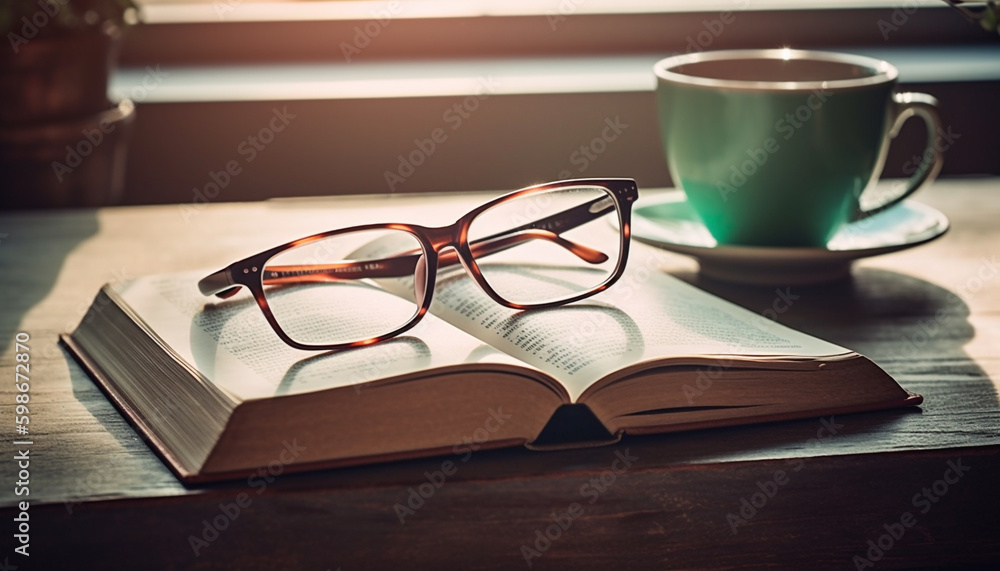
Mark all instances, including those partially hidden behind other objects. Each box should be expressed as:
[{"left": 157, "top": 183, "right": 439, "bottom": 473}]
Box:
[{"left": 121, "top": 1, "right": 991, "bottom": 67}]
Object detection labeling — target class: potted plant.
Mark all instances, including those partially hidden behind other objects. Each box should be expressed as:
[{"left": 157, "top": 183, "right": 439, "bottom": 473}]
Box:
[
  {"left": 946, "top": 1, "right": 1000, "bottom": 34},
  {"left": 0, "top": 0, "right": 138, "bottom": 209}
]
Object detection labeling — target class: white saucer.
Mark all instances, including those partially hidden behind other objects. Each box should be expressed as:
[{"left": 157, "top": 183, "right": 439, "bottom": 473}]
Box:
[{"left": 628, "top": 192, "right": 949, "bottom": 285}]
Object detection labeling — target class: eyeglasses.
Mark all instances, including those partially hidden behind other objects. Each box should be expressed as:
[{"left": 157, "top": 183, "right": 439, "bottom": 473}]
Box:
[{"left": 198, "top": 178, "right": 638, "bottom": 350}]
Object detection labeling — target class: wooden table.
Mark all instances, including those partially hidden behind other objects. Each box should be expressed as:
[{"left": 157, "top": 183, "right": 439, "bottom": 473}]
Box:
[{"left": 2, "top": 179, "right": 999, "bottom": 569}]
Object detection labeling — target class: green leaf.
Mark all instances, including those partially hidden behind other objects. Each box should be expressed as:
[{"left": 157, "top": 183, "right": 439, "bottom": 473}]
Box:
[{"left": 982, "top": 7, "right": 999, "bottom": 34}]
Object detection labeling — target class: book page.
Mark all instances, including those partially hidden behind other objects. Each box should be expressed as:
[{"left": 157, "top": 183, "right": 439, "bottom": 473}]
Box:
[
  {"left": 426, "top": 244, "right": 850, "bottom": 402},
  {"left": 113, "top": 272, "right": 549, "bottom": 401}
]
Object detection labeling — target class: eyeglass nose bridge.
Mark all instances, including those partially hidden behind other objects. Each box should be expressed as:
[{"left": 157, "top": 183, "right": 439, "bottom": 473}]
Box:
[
  {"left": 417, "top": 220, "right": 480, "bottom": 283},
  {"left": 420, "top": 220, "right": 467, "bottom": 251}
]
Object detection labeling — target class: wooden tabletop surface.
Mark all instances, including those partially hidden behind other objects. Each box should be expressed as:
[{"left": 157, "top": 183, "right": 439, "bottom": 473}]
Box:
[{"left": 1, "top": 179, "right": 998, "bottom": 569}]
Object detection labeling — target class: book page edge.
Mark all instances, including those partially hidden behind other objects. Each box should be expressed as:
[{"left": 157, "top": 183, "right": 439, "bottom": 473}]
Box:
[{"left": 59, "top": 332, "right": 200, "bottom": 483}]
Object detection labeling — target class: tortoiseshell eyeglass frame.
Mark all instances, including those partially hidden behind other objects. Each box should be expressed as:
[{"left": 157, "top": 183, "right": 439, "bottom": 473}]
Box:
[{"left": 198, "top": 178, "right": 639, "bottom": 351}]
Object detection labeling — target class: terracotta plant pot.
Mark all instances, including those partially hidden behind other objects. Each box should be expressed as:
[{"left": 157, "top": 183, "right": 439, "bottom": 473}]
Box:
[
  {"left": 0, "top": 99, "right": 134, "bottom": 208},
  {"left": 0, "top": 27, "right": 120, "bottom": 125}
]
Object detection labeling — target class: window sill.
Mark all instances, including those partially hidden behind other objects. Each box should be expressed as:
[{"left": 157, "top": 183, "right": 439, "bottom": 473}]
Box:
[{"left": 112, "top": 46, "right": 1000, "bottom": 103}]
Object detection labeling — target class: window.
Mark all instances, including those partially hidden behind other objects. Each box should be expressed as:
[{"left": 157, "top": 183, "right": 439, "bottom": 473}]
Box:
[{"left": 111, "top": 0, "right": 998, "bottom": 205}]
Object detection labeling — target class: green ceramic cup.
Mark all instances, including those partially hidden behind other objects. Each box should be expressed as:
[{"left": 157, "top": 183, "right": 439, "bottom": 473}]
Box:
[{"left": 654, "top": 49, "right": 944, "bottom": 247}]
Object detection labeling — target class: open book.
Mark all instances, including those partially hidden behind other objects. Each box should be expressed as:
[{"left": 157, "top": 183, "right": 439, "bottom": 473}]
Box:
[{"left": 62, "top": 247, "right": 921, "bottom": 483}]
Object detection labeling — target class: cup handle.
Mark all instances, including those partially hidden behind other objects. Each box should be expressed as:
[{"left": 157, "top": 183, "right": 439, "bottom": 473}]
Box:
[{"left": 854, "top": 92, "right": 944, "bottom": 220}]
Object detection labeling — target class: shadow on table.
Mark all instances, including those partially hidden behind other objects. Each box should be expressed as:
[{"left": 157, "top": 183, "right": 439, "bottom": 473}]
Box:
[
  {"left": 670, "top": 265, "right": 980, "bottom": 371},
  {"left": 640, "top": 266, "right": 1000, "bottom": 457},
  {"left": 0, "top": 210, "right": 99, "bottom": 356}
]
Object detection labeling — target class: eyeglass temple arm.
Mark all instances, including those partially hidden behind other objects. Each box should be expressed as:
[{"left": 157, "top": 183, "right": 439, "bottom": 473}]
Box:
[
  {"left": 196, "top": 254, "right": 414, "bottom": 298},
  {"left": 198, "top": 226, "right": 605, "bottom": 298},
  {"left": 256, "top": 229, "right": 606, "bottom": 286},
  {"left": 449, "top": 228, "right": 608, "bottom": 267},
  {"left": 474, "top": 195, "right": 615, "bottom": 249},
  {"left": 198, "top": 197, "right": 614, "bottom": 298}
]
